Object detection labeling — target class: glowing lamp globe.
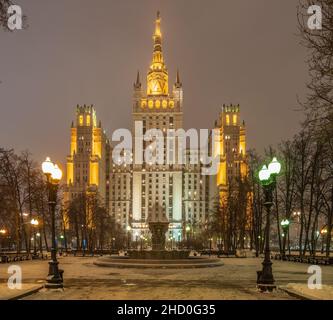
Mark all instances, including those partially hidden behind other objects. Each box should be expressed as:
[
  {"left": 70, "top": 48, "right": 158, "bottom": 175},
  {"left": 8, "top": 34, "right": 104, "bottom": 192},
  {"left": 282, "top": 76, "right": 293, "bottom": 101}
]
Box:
[
  {"left": 52, "top": 164, "right": 62, "bottom": 182},
  {"left": 281, "top": 219, "right": 290, "bottom": 227},
  {"left": 259, "top": 165, "right": 270, "bottom": 182},
  {"left": 268, "top": 157, "right": 281, "bottom": 175},
  {"left": 31, "top": 219, "right": 39, "bottom": 226},
  {"left": 42, "top": 157, "right": 54, "bottom": 175}
]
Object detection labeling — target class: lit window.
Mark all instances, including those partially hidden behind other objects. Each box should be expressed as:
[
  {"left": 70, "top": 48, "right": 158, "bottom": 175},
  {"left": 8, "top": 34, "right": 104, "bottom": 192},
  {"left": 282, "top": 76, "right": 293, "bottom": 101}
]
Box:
[
  {"left": 155, "top": 100, "right": 161, "bottom": 108},
  {"left": 226, "top": 115, "right": 230, "bottom": 125},
  {"left": 162, "top": 100, "right": 168, "bottom": 108},
  {"left": 233, "top": 114, "right": 237, "bottom": 125},
  {"left": 148, "top": 100, "right": 154, "bottom": 109},
  {"left": 86, "top": 115, "right": 91, "bottom": 126},
  {"left": 79, "top": 115, "right": 84, "bottom": 126}
]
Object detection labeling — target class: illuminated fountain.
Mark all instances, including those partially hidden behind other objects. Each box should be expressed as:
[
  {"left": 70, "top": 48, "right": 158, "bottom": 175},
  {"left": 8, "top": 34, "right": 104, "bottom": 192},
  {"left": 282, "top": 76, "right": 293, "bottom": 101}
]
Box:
[{"left": 95, "top": 205, "right": 223, "bottom": 269}]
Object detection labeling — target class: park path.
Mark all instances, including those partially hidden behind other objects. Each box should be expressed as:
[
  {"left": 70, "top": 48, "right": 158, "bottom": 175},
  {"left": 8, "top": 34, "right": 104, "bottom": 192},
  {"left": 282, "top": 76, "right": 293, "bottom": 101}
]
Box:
[{"left": 0, "top": 256, "right": 332, "bottom": 300}]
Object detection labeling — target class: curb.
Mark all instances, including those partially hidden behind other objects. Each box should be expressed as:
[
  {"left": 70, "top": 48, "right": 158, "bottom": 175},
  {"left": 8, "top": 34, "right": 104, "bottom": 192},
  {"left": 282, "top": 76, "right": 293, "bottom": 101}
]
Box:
[
  {"left": 279, "top": 286, "right": 318, "bottom": 301},
  {"left": 7, "top": 284, "right": 44, "bottom": 300},
  {"left": 94, "top": 261, "right": 224, "bottom": 269}
]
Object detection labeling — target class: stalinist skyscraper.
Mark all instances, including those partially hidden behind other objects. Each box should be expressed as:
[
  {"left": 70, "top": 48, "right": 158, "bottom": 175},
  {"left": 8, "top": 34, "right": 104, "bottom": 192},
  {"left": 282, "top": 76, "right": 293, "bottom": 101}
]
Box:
[
  {"left": 65, "top": 12, "right": 231, "bottom": 244},
  {"left": 131, "top": 12, "right": 184, "bottom": 239}
]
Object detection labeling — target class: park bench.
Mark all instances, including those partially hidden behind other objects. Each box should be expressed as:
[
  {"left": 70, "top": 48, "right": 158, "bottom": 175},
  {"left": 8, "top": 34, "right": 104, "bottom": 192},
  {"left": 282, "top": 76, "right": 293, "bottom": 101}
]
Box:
[
  {"left": 0, "top": 252, "right": 51, "bottom": 263},
  {"left": 261, "top": 252, "right": 333, "bottom": 265},
  {"left": 0, "top": 255, "right": 9, "bottom": 263}
]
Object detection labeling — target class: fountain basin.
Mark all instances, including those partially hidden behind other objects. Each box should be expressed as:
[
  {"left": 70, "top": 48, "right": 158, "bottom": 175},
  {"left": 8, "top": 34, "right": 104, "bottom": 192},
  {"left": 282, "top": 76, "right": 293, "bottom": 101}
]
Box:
[
  {"left": 127, "top": 250, "right": 190, "bottom": 260},
  {"left": 94, "top": 254, "right": 223, "bottom": 269}
]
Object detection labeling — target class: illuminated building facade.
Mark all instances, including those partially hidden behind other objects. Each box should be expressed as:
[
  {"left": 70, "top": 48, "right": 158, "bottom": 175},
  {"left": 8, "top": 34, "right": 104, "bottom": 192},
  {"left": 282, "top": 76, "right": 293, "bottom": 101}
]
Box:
[
  {"left": 212, "top": 104, "right": 252, "bottom": 245},
  {"left": 183, "top": 149, "right": 211, "bottom": 233},
  {"left": 64, "top": 13, "right": 248, "bottom": 243},
  {"left": 64, "top": 105, "right": 110, "bottom": 212},
  {"left": 131, "top": 12, "right": 184, "bottom": 239},
  {"left": 214, "top": 104, "right": 247, "bottom": 192},
  {"left": 109, "top": 150, "right": 132, "bottom": 229}
]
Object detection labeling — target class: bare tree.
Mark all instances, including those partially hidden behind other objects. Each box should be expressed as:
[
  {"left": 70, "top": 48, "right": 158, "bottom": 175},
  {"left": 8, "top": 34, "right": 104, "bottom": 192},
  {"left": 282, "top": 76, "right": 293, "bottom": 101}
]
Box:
[
  {"left": 247, "top": 149, "right": 264, "bottom": 256},
  {"left": 298, "top": 1, "right": 333, "bottom": 256},
  {"left": 276, "top": 141, "right": 297, "bottom": 256},
  {"left": 298, "top": 0, "right": 333, "bottom": 125}
]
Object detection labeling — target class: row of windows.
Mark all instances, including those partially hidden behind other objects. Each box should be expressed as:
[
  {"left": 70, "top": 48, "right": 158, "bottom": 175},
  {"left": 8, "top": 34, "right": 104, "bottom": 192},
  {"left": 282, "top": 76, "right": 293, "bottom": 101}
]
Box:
[
  {"left": 225, "top": 114, "right": 238, "bottom": 126},
  {"left": 79, "top": 114, "right": 91, "bottom": 126},
  {"left": 187, "top": 214, "right": 206, "bottom": 220},
  {"left": 76, "top": 163, "right": 89, "bottom": 169},
  {"left": 141, "top": 99, "right": 175, "bottom": 109},
  {"left": 76, "top": 176, "right": 88, "bottom": 183}
]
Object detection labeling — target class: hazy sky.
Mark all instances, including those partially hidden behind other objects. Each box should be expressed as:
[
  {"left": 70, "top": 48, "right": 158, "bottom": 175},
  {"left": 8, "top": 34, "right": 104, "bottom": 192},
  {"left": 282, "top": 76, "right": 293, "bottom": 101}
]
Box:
[{"left": 1, "top": 0, "right": 309, "bottom": 166}]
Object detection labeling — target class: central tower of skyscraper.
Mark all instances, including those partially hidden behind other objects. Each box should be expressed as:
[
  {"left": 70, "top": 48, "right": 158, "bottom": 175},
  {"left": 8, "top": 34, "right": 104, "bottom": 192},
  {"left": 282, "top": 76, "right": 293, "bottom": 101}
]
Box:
[{"left": 132, "top": 12, "right": 183, "bottom": 239}]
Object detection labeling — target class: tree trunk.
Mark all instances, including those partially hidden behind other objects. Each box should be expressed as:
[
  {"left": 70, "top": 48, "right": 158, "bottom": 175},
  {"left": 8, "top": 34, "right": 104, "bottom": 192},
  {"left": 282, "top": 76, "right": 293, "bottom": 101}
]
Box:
[{"left": 325, "top": 185, "right": 333, "bottom": 258}]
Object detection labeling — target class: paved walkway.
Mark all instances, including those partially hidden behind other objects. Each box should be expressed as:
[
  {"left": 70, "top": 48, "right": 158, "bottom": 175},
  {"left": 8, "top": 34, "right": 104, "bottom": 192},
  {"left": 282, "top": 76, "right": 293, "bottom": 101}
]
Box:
[
  {"left": 0, "top": 256, "right": 331, "bottom": 300},
  {"left": 281, "top": 283, "right": 333, "bottom": 300},
  {"left": 0, "top": 284, "right": 43, "bottom": 300}
]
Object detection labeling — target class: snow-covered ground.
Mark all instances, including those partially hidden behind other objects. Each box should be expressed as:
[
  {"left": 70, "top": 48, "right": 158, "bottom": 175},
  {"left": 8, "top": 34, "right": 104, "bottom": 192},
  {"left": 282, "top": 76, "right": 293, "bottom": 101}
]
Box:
[
  {"left": 0, "top": 256, "right": 332, "bottom": 300},
  {"left": 282, "top": 283, "right": 333, "bottom": 300}
]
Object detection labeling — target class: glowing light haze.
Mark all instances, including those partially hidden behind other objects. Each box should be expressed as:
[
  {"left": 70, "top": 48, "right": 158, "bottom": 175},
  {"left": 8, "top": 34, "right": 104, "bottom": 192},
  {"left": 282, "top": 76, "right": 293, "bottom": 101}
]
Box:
[{"left": 0, "top": 0, "right": 308, "bottom": 165}]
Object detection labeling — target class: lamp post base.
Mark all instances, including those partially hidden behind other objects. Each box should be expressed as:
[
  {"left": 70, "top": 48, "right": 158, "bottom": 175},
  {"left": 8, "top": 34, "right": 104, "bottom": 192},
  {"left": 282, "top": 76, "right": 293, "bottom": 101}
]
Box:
[
  {"left": 45, "top": 281, "right": 63, "bottom": 289},
  {"left": 45, "top": 260, "right": 63, "bottom": 289},
  {"left": 257, "top": 260, "right": 276, "bottom": 292},
  {"left": 257, "top": 283, "right": 276, "bottom": 292}
]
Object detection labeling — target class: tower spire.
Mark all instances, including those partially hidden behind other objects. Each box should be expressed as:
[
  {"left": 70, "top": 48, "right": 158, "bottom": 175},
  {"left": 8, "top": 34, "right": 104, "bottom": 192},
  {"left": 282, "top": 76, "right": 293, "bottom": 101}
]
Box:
[
  {"left": 155, "top": 11, "right": 161, "bottom": 38},
  {"left": 153, "top": 11, "right": 163, "bottom": 58},
  {"left": 147, "top": 11, "right": 169, "bottom": 96}
]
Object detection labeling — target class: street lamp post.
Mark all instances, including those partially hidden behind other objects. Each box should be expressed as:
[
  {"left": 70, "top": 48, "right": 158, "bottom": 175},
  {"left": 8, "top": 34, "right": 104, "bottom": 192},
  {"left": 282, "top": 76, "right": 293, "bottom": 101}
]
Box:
[
  {"left": 140, "top": 235, "right": 144, "bottom": 251},
  {"left": 42, "top": 157, "right": 63, "bottom": 289},
  {"left": 257, "top": 157, "right": 281, "bottom": 292},
  {"left": 292, "top": 211, "right": 301, "bottom": 249},
  {"left": 320, "top": 227, "right": 328, "bottom": 254},
  {"left": 186, "top": 225, "right": 190, "bottom": 249},
  {"left": 30, "top": 219, "right": 39, "bottom": 257},
  {"left": 126, "top": 226, "right": 131, "bottom": 250},
  {"left": 177, "top": 231, "right": 181, "bottom": 249},
  {"left": 135, "top": 233, "right": 139, "bottom": 250},
  {"left": 281, "top": 219, "right": 290, "bottom": 258},
  {"left": 36, "top": 232, "right": 42, "bottom": 255},
  {"left": 0, "top": 229, "right": 7, "bottom": 253}
]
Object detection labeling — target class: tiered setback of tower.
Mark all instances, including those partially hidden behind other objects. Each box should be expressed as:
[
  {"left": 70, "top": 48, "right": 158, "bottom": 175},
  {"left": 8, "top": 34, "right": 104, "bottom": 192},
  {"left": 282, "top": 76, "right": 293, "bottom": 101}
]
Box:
[
  {"left": 63, "top": 13, "right": 249, "bottom": 241},
  {"left": 63, "top": 105, "right": 110, "bottom": 215}
]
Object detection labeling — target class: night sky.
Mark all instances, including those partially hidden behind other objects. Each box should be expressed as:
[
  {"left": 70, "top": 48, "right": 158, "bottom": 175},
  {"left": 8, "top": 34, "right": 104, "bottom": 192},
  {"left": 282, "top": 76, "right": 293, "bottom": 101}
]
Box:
[{"left": 1, "top": 0, "right": 309, "bottom": 167}]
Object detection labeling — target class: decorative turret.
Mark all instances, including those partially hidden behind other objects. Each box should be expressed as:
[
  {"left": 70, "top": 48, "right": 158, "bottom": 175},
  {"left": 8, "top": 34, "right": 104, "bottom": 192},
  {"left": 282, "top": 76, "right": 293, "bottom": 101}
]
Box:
[
  {"left": 173, "top": 68, "right": 183, "bottom": 108},
  {"left": 134, "top": 70, "right": 141, "bottom": 90},
  {"left": 76, "top": 104, "right": 96, "bottom": 127},
  {"left": 174, "top": 68, "right": 182, "bottom": 88}
]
